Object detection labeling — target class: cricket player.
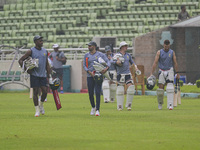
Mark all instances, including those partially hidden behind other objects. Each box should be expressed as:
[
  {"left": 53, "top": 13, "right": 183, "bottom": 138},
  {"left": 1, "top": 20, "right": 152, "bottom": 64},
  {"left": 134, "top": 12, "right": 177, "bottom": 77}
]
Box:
[
  {"left": 49, "top": 44, "right": 67, "bottom": 94},
  {"left": 102, "top": 45, "right": 117, "bottom": 103},
  {"left": 114, "top": 41, "right": 140, "bottom": 111},
  {"left": 18, "top": 35, "right": 52, "bottom": 117},
  {"left": 150, "top": 39, "right": 180, "bottom": 110},
  {"left": 83, "top": 41, "right": 110, "bottom": 116}
]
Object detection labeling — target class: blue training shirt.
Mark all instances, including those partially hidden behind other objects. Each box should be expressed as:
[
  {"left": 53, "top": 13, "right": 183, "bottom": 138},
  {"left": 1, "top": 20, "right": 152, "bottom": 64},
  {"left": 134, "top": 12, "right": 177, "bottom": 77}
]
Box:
[
  {"left": 83, "top": 51, "right": 111, "bottom": 77},
  {"left": 49, "top": 51, "right": 65, "bottom": 69},
  {"left": 106, "top": 53, "right": 116, "bottom": 71},
  {"left": 158, "top": 49, "right": 173, "bottom": 70},
  {"left": 31, "top": 47, "right": 47, "bottom": 77},
  {"left": 115, "top": 52, "right": 135, "bottom": 75}
]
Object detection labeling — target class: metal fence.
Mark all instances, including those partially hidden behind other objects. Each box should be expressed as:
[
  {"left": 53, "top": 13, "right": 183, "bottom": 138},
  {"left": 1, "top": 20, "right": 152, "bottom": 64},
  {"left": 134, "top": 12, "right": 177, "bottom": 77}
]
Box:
[{"left": 0, "top": 45, "right": 134, "bottom": 61}]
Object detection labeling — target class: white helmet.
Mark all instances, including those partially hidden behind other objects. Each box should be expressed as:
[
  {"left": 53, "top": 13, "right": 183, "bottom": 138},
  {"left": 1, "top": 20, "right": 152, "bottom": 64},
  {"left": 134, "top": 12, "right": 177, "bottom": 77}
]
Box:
[{"left": 146, "top": 75, "right": 156, "bottom": 90}]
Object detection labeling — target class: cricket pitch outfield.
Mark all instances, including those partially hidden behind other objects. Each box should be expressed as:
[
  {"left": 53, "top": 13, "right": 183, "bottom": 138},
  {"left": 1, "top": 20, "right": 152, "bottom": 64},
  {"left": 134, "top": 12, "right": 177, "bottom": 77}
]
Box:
[{"left": 0, "top": 93, "right": 200, "bottom": 150}]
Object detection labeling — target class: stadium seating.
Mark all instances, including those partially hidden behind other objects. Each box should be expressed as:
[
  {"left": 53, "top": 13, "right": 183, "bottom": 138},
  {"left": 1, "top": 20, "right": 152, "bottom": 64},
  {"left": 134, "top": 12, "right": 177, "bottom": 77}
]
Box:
[
  {"left": 0, "top": 0, "right": 199, "bottom": 48},
  {"left": 0, "top": 71, "right": 7, "bottom": 81}
]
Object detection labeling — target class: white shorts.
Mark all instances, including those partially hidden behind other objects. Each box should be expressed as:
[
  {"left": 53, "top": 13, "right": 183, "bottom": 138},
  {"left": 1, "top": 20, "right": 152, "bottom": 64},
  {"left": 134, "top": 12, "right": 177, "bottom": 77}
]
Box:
[{"left": 158, "top": 67, "right": 174, "bottom": 85}]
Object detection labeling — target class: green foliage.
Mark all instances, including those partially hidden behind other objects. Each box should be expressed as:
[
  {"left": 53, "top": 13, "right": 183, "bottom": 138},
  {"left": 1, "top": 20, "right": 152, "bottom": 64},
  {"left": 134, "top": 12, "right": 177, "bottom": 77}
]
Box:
[
  {"left": 196, "top": 80, "right": 200, "bottom": 88},
  {"left": 0, "top": 93, "right": 200, "bottom": 150},
  {"left": 144, "top": 76, "right": 147, "bottom": 84},
  {"left": 179, "top": 80, "right": 183, "bottom": 86}
]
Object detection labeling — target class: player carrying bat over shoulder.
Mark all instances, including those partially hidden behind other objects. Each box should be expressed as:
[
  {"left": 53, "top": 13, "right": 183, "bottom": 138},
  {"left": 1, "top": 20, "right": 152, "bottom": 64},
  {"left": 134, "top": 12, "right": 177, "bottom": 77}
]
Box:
[
  {"left": 149, "top": 39, "right": 180, "bottom": 110},
  {"left": 18, "top": 35, "right": 52, "bottom": 117}
]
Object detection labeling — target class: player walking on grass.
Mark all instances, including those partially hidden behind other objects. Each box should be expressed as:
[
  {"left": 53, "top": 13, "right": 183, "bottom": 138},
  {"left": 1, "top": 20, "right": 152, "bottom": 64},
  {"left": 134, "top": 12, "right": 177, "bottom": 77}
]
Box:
[
  {"left": 49, "top": 44, "right": 67, "bottom": 94},
  {"left": 102, "top": 45, "right": 117, "bottom": 103},
  {"left": 83, "top": 41, "right": 110, "bottom": 116},
  {"left": 18, "top": 35, "right": 52, "bottom": 117},
  {"left": 150, "top": 40, "right": 180, "bottom": 110},
  {"left": 114, "top": 41, "right": 140, "bottom": 111}
]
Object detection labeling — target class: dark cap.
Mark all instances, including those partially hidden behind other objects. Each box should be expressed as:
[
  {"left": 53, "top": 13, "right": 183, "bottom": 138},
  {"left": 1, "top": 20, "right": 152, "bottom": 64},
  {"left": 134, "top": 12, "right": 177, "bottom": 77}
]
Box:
[
  {"left": 164, "top": 40, "right": 170, "bottom": 45},
  {"left": 86, "top": 41, "right": 97, "bottom": 47},
  {"left": 105, "top": 45, "right": 111, "bottom": 52},
  {"left": 33, "top": 35, "right": 43, "bottom": 42}
]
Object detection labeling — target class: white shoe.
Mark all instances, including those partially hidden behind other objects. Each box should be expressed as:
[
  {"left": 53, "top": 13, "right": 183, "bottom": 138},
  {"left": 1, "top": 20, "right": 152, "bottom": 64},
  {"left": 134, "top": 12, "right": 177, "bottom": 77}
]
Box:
[
  {"left": 169, "top": 103, "right": 173, "bottom": 110},
  {"left": 110, "top": 98, "right": 114, "bottom": 102},
  {"left": 127, "top": 103, "right": 132, "bottom": 111},
  {"left": 35, "top": 106, "right": 40, "bottom": 117},
  {"left": 158, "top": 104, "right": 162, "bottom": 110},
  {"left": 127, "top": 107, "right": 131, "bottom": 111},
  {"left": 90, "top": 108, "right": 95, "bottom": 115},
  {"left": 44, "top": 98, "right": 47, "bottom": 102},
  {"left": 104, "top": 100, "right": 109, "bottom": 103},
  {"left": 118, "top": 105, "right": 122, "bottom": 111},
  {"left": 35, "top": 111, "right": 40, "bottom": 117},
  {"left": 95, "top": 110, "right": 100, "bottom": 116}
]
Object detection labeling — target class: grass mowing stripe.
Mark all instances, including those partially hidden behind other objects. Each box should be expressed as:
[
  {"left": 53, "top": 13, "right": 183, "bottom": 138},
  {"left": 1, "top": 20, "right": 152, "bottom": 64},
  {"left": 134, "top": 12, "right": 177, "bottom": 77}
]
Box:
[{"left": 0, "top": 93, "right": 200, "bottom": 150}]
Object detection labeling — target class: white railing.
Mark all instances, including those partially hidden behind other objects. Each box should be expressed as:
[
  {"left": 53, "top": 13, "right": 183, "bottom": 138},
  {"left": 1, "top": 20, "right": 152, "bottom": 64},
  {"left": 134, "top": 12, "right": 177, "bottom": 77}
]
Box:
[{"left": 0, "top": 46, "right": 134, "bottom": 61}]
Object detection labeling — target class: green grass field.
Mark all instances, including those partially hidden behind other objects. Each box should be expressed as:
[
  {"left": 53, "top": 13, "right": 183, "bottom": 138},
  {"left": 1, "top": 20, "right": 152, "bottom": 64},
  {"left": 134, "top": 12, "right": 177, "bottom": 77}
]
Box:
[{"left": 0, "top": 93, "right": 200, "bottom": 150}]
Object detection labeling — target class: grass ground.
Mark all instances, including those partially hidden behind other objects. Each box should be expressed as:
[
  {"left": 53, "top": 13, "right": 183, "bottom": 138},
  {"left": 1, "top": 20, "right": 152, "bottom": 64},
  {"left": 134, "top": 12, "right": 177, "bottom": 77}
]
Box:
[{"left": 0, "top": 93, "right": 200, "bottom": 150}]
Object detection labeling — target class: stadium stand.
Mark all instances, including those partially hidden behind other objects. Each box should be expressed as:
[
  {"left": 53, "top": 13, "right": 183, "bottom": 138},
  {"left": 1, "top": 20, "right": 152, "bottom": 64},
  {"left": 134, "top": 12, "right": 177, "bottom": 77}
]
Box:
[{"left": 0, "top": 0, "right": 200, "bottom": 48}]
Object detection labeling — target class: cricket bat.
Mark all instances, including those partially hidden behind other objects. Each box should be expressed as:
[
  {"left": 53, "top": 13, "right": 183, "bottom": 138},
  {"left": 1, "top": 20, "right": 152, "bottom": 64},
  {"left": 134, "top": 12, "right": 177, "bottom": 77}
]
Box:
[
  {"left": 177, "top": 79, "right": 181, "bottom": 105},
  {"left": 52, "top": 90, "right": 62, "bottom": 110},
  {"left": 173, "top": 79, "right": 178, "bottom": 107}
]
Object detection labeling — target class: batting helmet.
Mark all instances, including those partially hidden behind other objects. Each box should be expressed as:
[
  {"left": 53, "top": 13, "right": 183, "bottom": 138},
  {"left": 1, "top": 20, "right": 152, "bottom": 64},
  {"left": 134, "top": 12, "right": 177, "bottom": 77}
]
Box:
[
  {"left": 49, "top": 78, "right": 60, "bottom": 90},
  {"left": 146, "top": 75, "right": 156, "bottom": 90}
]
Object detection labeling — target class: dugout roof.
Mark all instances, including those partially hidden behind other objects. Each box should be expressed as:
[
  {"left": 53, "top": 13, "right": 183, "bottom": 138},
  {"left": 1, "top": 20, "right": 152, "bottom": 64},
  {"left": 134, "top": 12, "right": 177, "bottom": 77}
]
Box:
[{"left": 170, "top": 15, "right": 200, "bottom": 27}]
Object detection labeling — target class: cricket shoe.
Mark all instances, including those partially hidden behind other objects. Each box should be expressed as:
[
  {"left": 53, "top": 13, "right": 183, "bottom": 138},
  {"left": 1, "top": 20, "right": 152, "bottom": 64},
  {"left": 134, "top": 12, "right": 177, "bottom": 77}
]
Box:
[
  {"left": 158, "top": 104, "right": 162, "bottom": 110},
  {"left": 118, "top": 105, "right": 122, "bottom": 111},
  {"left": 60, "top": 90, "right": 64, "bottom": 94},
  {"left": 104, "top": 100, "right": 109, "bottom": 103},
  {"left": 127, "top": 107, "right": 131, "bottom": 111},
  {"left": 90, "top": 107, "right": 95, "bottom": 115},
  {"left": 127, "top": 103, "right": 132, "bottom": 111},
  {"left": 35, "top": 111, "right": 40, "bottom": 117},
  {"left": 169, "top": 103, "right": 173, "bottom": 110},
  {"left": 95, "top": 110, "right": 100, "bottom": 116},
  {"left": 110, "top": 98, "right": 114, "bottom": 103},
  {"left": 104, "top": 98, "right": 109, "bottom": 103},
  {"left": 35, "top": 106, "right": 40, "bottom": 117}
]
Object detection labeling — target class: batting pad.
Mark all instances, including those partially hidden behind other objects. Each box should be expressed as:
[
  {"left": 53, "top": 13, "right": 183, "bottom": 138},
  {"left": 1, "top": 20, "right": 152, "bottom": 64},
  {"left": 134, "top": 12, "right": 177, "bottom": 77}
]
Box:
[
  {"left": 126, "top": 85, "right": 135, "bottom": 107},
  {"left": 110, "top": 83, "right": 117, "bottom": 101},
  {"left": 157, "top": 88, "right": 164, "bottom": 105},
  {"left": 116, "top": 85, "right": 124, "bottom": 109},
  {"left": 166, "top": 83, "right": 174, "bottom": 108},
  {"left": 102, "top": 80, "right": 110, "bottom": 102}
]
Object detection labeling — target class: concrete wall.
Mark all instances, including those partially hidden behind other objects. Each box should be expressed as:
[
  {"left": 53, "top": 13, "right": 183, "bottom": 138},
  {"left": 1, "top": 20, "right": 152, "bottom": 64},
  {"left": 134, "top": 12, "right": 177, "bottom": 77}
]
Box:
[
  {"left": 134, "top": 27, "right": 170, "bottom": 78},
  {"left": 134, "top": 27, "right": 200, "bottom": 83},
  {"left": 66, "top": 60, "right": 86, "bottom": 91},
  {"left": 0, "top": 60, "right": 86, "bottom": 91}
]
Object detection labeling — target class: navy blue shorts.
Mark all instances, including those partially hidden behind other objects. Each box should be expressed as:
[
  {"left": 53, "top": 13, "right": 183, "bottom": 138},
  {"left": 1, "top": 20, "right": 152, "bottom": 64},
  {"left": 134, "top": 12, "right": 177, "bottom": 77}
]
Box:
[
  {"left": 52, "top": 68, "right": 63, "bottom": 79},
  {"left": 30, "top": 75, "right": 47, "bottom": 88},
  {"left": 117, "top": 74, "right": 133, "bottom": 85}
]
